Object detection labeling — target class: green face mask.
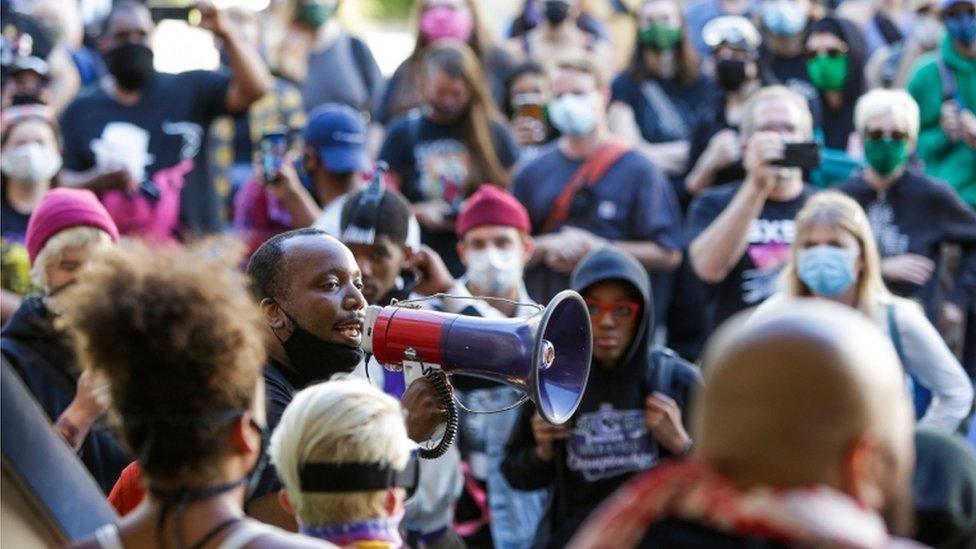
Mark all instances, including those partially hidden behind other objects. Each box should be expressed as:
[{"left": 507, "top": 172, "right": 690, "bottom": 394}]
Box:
[
  {"left": 863, "top": 137, "right": 908, "bottom": 176},
  {"left": 638, "top": 23, "right": 683, "bottom": 52},
  {"left": 806, "top": 54, "right": 848, "bottom": 91},
  {"left": 299, "top": 2, "right": 335, "bottom": 29}
]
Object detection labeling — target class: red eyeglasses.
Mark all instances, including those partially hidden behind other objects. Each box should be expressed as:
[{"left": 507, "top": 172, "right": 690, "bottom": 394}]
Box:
[{"left": 584, "top": 299, "right": 641, "bottom": 323}]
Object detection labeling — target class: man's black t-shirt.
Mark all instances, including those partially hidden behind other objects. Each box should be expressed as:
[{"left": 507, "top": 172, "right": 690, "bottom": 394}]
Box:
[
  {"left": 248, "top": 359, "right": 304, "bottom": 502},
  {"left": 378, "top": 111, "right": 519, "bottom": 275},
  {"left": 59, "top": 70, "right": 231, "bottom": 233},
  {"left": 686, "top": 182, "right": 814, "bottom": 332}
]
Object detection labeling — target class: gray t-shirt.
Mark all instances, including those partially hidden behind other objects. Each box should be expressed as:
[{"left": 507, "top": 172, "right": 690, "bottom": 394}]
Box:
[{"left": 300, "top": 33, "right": 383, "bottom": 114}]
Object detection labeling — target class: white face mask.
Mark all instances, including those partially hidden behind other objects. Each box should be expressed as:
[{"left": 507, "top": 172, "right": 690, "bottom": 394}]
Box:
[
  {"left": 914, "top": 16, "right": 944, "bottom": 49},
  {"left": 548, "top": 92, "right": 600, "bottom": 136},
  {"left": 466, "top": 246, "right": 523, "bottom": 294},
  {"left": 1, "top": 142, "right": 62, "bottom": 184}
]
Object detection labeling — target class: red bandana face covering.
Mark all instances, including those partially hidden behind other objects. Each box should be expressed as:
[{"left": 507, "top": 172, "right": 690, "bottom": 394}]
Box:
[{"left": 569, "top": 460, "right": 908, "bottom": 549}]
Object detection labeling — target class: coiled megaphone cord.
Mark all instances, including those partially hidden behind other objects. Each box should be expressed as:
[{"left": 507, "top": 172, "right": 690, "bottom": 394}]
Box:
[{"left": 419, "top": 368, "right": 459, "bottom": 460}]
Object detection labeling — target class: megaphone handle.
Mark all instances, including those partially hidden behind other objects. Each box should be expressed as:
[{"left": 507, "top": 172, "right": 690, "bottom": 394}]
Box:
[{"left": 404, "top": 362, "right": 459, "bottom": 460}]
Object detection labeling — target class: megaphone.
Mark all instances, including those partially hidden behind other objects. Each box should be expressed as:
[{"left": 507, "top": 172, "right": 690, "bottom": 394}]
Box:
[{"left": 362, "top": 290, "right": 592, "bottom": 458}]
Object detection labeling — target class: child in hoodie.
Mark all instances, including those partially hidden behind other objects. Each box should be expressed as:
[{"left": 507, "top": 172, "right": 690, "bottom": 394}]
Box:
[{"left": 501, "top": 246, "right": 702, "bottom": 548}]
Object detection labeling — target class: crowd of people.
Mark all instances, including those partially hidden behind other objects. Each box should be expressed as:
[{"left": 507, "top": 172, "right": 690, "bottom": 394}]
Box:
[{"left": 1, "top": 0, "right": 976, "bottom": 547}]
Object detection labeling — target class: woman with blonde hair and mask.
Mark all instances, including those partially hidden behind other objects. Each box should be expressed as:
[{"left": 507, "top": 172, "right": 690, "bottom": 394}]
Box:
[{"left": 758, "top": 191, "right": 973, "bottom": 433}]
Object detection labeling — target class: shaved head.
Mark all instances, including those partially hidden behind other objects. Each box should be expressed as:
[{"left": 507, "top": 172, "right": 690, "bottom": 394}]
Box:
[{"left": 696, "top": 299, "right": 915, "bottom": 515}]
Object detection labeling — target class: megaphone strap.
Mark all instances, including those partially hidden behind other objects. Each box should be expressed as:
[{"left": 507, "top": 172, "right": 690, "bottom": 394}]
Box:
[
  {"left": 453, "top": 391, "right": 529, "bottom": 415},
  {"left": 393, "top": 294, "right": 544, "bottom": 312}
]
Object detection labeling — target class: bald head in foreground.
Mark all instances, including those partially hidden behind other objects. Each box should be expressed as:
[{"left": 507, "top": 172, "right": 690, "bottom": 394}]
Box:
[{"left": 569, "top": 299, "right": 919, "bottom": 548}]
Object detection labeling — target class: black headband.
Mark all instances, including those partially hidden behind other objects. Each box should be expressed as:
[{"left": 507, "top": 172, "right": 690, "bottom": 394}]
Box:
[{"left": 298, "top": 451, "right": 419, "bottom": 495}]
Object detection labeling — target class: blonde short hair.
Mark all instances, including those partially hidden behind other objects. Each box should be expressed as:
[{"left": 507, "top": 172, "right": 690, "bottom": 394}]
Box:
[
  {"left": 30, "top": 226, "right": 114, "bottom": 291},
  {"left": 740, "top": 85, "right": 814, "bottom": 140},
  {"left": 781, "top": 191, "right": 890, "bottom": 317},
  {"left": 269, "top": 379, "right": 413, "bottom": 526},
  {"left": 854, "top": 88, "right": 920, "bottom": 143}
]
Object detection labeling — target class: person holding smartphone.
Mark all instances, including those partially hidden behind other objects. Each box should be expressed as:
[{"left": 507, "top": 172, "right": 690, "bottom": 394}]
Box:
[
  {"left": 504, "top": 61, "right": 558, "bottom": 160},
  {"left": 687, "top": 85, "right": 816, "bottom": 336},
  {"left": 58, "top": 1, "right": 272, "bottom": 236}
]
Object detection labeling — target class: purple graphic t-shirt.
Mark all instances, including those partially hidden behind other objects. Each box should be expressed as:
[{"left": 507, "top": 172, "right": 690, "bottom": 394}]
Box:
[{"left": 567, "top": 403, "right": 657, "bottom": 482}]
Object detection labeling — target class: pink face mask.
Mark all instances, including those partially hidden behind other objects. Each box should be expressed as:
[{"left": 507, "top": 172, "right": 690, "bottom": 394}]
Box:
[{"left": 419, "top": 5, "right": 474, "bottom": 43}]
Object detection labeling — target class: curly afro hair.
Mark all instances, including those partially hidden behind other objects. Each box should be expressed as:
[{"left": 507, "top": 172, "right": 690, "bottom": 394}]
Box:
[{"left": 60, "top": 238, "right": 266, "bottom": 478}]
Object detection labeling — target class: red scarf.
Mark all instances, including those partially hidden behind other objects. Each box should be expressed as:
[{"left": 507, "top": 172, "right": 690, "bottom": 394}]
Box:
[{"left": 569, "top": 460, "right": 913, "bottom": 549}]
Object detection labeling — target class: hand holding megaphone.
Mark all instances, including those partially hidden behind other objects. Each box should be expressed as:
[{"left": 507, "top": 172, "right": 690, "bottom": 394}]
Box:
[
  {"left": 362, "top": 290, "right": 593, "bottom": 459},
  {"left": 400, "top": 370, "right": 452, "bottom": 442}
]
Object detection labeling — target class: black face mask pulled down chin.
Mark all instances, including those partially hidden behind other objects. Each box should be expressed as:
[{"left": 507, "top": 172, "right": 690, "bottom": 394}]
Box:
[
  {"left": 104, "top": 43, "right": 155, "bottom": 91},
  {"left": 275, "top": 307, "right": 364, "bottom": 385}
]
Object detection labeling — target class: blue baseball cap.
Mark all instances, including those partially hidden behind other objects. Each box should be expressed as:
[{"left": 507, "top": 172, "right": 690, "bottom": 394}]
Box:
[{"left": 303, "top": 104, "right": 367, "bottom": 173}]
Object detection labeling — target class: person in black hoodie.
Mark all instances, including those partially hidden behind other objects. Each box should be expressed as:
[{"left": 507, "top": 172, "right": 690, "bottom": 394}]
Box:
[
  {"left": 0, "top": 188, "right": 130, "bottom": 495},
  {"left": 804, "top": 16, "right": 868, "bottom": 186},
  {"left": 502, "top": 246, "right": 702, "bottom": 548}
]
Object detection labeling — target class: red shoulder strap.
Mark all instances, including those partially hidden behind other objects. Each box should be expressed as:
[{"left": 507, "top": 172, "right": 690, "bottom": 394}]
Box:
[{"left": 542, "top": 138, "right": 631, "bottom": 234}]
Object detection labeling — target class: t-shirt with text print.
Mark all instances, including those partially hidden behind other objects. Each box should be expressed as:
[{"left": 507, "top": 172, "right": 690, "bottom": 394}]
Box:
[{"left": 687, "top": 182, "right": 814, "bottom": 333}]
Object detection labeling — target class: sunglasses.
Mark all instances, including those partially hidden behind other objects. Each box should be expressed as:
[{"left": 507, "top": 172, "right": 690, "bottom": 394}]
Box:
[
  {"left": 806, "top": 48, "right": 847, "bottom": 59},
  {"left": 865, "top": 129, "right": 908, "bottom": 141},
  {"left": 585, "top": 299, "right": 641, "bottom": 323}
]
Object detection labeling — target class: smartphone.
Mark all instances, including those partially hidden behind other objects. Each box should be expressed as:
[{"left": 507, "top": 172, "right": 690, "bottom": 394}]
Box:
[
  {"left": 513, "top": 92, "right": 546, "bottom": 123},
  {"left": 148, "top": 0, "right": 201, "bottom": 25},
  {"left": 260, "top": 129, "right": 289, "bottom": 185},
  {"left": 771, "top": 142, "right": 822, "bottom": 169}
]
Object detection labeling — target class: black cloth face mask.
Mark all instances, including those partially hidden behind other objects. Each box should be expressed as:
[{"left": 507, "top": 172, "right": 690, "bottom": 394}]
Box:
[
  {"left": 715, "top": 58, "right": 749, "bottom": 91},
  {"left": 544, "top": 0, "right": 570, "bottom": 25},
  {"left": 273, "top": 303, "right": 364, "bottom": 386},
  {"left": 104, "top": 43, "right": 155, "bottom": 91}
]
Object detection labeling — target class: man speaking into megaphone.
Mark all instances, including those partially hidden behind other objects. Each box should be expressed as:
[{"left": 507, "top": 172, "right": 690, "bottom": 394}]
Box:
[{"left": 244, "top": 227, "right": 452, "bottom": 531}]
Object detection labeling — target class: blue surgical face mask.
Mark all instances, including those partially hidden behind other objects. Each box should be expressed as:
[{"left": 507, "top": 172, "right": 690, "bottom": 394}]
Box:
[
  {"left": 548, "top": 93, "right": 599, "bottom": 136},
  {"left": 797, "top": 244, "right": 859, "bottom": 297},
  {"left": 761, "top": 0, "right": 808, "bottom": 36},
  {"left": 945, "top": 13, "right": 976, "bottom": 46}
]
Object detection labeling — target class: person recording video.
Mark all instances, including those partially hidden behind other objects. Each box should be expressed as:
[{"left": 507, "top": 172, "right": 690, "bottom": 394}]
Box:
[{"left": 687, "top": 85, "right": 816, "bottom": 336}]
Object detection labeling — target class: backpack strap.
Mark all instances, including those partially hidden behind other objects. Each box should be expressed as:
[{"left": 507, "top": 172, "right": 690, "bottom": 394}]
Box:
[
  {"left": 881, "top": 42, "right": 904, "bottom": 88},
  {"left": 644, "top": 347, "right": 681, "bottom": 398},
  {"left": 349, "top": 36, "right": 378, "bottom": 101},
  {"left": 937, "top": 56, "right": 958, "bottom": 104},
  {"left": 541, "top": 138, "right": 631, "bottom": 233},
  {"left": 886, "top": 302, "right": 907, "bottom": 366}
]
